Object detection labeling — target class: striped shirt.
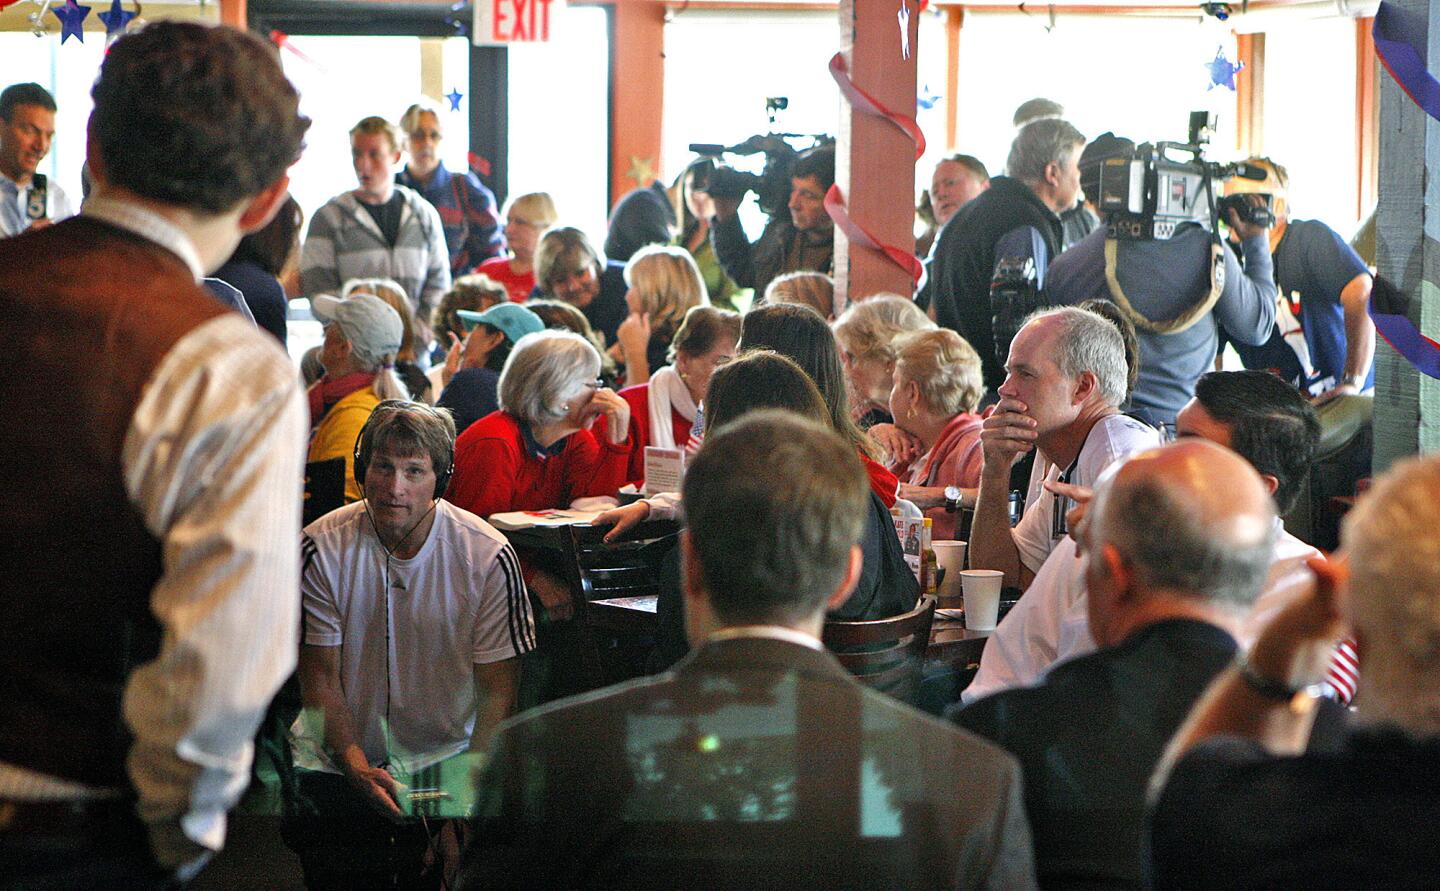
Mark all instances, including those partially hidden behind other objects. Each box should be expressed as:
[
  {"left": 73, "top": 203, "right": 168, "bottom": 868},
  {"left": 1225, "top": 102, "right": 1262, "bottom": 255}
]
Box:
[
  {"left": 290, "top": 500, "right": 535, "bottom": 775},
  {"left": 299, "top": 185, "right": 452, "bottom": 320}
]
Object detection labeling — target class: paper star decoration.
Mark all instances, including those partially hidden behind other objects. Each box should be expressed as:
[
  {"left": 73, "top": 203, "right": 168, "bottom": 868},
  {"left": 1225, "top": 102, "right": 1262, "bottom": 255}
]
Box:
[
  {"left": 917, "top": 82, "right": 941, "bottom": 111},
  {"left": 446, "top": 88, "right": 464, "bottom": 112},
  {"left": 0, "top": 0, "right": 24, "bottom": 11},
  {"left": 1206, "top": 46, "right": 1244, "bottom": 91},
  {"left": 52, "top": 0, "right": 91, "bottom": 43},
  {"left": 97, "top": 0, "right": 134, "bottom": 35},
  {"left": 626, "top": 155, "right": 655, "bottom": 185}
]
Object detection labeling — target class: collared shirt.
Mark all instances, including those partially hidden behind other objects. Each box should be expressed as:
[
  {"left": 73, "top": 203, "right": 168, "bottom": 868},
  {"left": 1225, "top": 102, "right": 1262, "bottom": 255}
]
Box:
[
  {"left": 0, "top": 169, "right": 76, "bottom": 237},
  {"left": 0, "top": 197, "right": 306, "bottom": 867},
  {"left": 519, "top": 419, "right": 568, "bottom": 460},
  {"left": 706, "top": 625, "right": 824, "bottom": 652}
]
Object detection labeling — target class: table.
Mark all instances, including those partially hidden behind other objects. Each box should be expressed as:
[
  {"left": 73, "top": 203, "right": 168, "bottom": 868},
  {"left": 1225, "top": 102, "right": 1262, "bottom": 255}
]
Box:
[{"left": 588, "top": 595, "right": 992, "bottom": 669}]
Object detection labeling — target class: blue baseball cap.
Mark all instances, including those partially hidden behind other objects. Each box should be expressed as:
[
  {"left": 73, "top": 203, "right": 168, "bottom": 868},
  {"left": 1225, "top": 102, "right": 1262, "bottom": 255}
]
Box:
[{"left": 456, "top": 302, "right": 545, "bottom": 345}]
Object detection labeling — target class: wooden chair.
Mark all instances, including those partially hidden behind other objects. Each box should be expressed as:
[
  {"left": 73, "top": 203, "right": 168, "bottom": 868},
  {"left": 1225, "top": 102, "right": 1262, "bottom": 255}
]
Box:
[
  {"left": 555, "top": 519, "right": 680, "bottom": 692},
  {"left": 564, "top": 519, "right": 680, "bottom": 603},
  {"left": 303, "top": 457, "right": 347, "bottom": 526},
  {"left": 822, "top": 595, "right": 936, "bottom": 706}
]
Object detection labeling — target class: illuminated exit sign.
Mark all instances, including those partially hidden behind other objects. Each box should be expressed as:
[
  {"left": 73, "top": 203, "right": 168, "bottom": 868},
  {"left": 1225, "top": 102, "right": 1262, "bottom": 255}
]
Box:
[{"left": 473, "top": 0, "right": 562, "bottom": 45}]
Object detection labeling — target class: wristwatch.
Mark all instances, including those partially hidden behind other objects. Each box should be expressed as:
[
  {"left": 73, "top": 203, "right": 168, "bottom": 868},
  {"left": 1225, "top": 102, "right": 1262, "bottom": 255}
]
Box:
[{"left": 944, "top": 485, "right": 962, "bottom": 513}]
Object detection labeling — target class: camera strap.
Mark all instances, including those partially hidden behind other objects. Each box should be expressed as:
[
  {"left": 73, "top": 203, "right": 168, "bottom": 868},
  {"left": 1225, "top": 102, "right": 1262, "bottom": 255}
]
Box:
[{"left": 1102, "top": 236, "right": 1225, "bottom": 335}]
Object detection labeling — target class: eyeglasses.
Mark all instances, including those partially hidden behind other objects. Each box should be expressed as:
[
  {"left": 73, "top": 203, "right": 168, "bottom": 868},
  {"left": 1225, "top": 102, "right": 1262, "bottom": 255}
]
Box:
[
  {"left": 408, "top": 129, "right": 442, "bottom": 141},
  {"left": 583, "top": 378, "right": 605, "bottom": 390}
]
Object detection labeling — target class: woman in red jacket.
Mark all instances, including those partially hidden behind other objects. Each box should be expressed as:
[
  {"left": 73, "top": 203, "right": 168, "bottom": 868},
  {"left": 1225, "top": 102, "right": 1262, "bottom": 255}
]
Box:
[
  {"left": 446, "top": 329, "right": 632, "bottom": 617},
  {"left": 619, "top": 305, "right": 740, "bottom": 486}
]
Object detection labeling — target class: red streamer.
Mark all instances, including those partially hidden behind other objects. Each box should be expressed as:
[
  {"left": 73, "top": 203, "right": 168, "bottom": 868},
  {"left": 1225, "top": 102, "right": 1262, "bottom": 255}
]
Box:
[
  {"left": 826, "top": 184, "right": 924, "bottom": 285},
  {"left": 825, "top": 51, "right": 926, "bottom": 283},
  {"left": 828, "top": 52, "right": 926, "bottom": 160}
]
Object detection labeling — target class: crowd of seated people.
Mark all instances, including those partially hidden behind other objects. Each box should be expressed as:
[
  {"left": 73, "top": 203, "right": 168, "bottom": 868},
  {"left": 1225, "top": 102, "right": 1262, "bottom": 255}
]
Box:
[{"left": 6, "top": 40, "right": 1419, "bottom": 891}]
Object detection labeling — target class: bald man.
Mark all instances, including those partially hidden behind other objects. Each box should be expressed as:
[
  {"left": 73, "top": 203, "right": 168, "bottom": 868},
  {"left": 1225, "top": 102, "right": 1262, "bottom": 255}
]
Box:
[{"left": 951, "top": 439, "right": 1276, "bottom": 890}]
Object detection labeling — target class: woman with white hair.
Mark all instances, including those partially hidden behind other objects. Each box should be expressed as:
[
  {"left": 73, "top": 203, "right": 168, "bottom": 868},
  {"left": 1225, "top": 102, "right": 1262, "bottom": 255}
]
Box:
[
  {"left": 447, "top": 329, "right": 633, "bottom": 626},
  {"left": 886, "top": 328, "right": 987, "bottom": 541},
  {"left": 832, "top": 293, "right": 935, "bottom": 433},
  {"left": 307, "top": 292, "right": 411, "bottom": 501},
  {"left": 614, "top": 244, "right": 709, "bottom": 387}
]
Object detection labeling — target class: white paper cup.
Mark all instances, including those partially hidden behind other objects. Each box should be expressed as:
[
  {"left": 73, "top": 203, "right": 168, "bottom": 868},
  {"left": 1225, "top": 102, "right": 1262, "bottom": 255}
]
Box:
[
  {"left": 960, "top": 569, "right": 1005, "bottom": 631},
  {"left": 933, "top": 541, "right": 967, "bottom": 601}
]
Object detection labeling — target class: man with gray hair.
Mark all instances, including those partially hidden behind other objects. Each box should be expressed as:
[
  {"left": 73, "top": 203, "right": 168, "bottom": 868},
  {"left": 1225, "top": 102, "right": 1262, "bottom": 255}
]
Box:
[
  {"left": 1149, "top": 452, "right": 1440, "bottom": 887},
  {"left": 953, "top": 438, "right": 1276, "bottom": 889},
  {"left": 924, "top": 118, "right": 1086, "bottom": 393},
  {"left": 967, "top": 307, "right": 1160, "bottom": 592}
]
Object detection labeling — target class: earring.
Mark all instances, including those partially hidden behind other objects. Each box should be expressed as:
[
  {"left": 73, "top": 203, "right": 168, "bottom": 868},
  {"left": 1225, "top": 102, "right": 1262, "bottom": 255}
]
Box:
[
  {"left": 561, "top": 404, "right": 571, "bottom": 411},
  {"left": 679, "top": 371, "right": 689, "bottom": 381}
]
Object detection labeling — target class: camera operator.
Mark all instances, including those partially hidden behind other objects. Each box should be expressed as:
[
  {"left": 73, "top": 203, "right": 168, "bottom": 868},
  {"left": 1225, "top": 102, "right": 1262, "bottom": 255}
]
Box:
[
  {"left": 1042, "top": 133, "right": 1277, "bottom": 427},
  {"left": 1221, "top": 157, "right": 1374, "bottom": 404},
  {"left": 707, "top": 144, "right": 834, "bottom": 298},
  {"left": 925, "top": 118, "right": 1087, "bottom": 394}
]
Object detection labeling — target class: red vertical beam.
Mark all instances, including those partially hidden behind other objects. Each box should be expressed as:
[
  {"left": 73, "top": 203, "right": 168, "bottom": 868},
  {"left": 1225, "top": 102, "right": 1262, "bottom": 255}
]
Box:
[
  {"left": 834, "top": 0, "right": 921, "bottom": 309},
  {"left": 1356, "top": 16, "right": 1379, "bottom": 220}
]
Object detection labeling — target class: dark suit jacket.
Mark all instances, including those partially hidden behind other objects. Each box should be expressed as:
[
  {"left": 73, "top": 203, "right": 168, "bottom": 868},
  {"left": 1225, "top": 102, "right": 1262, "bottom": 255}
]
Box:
[
  {"left": 461, "top": 636, "right": 1037, "bottom": 890},
  {"left": 952, "top": 619, "right": 1236, "bottom": 890}
]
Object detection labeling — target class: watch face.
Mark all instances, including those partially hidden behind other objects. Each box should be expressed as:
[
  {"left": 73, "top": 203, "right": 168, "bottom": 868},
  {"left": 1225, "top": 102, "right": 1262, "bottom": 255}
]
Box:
[{"left": 944, "top": 486, "right": 960, "bottom": 501}]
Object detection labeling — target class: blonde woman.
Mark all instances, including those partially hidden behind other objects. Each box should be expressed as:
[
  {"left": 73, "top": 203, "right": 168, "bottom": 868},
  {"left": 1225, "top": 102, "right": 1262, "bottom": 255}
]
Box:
[
  {"left": 885, "top": 328, "right": 986, "bottom": 540},
  {"left": 614, "top": 244, "right": 709, "bottom": 387},
  {"left": 474, "top": 191, "right": 558, "bottom": 302},
  {"left": 764, "top": 270, "right": 835, "bottom": 320},
  {"left": 832, "top": 293, "right": 936, "bottom": 446}
]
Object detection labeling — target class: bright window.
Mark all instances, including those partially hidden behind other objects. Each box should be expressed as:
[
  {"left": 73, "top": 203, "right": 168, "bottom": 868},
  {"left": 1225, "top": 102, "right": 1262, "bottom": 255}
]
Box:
[
  {"left": 281, "top": 36, "right": 472, "bottom": 233},
  {"left": 507, "top": 5, "right": 611, "bottom": 244},
  {"left": 0, "top": 33, "right": 106, "bottom": 204},
  {"left": 1263, "top": 17, "right": 1359, "bottom": 235},
  {"left": 954, "top": 12, "right": 1240, "bottom": 177}
]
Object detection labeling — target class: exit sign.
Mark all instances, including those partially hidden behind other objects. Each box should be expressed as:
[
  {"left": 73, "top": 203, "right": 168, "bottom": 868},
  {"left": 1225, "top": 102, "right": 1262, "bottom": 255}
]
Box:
[{"left": 473, "top": 0, "right": 562, "bottom": 45}]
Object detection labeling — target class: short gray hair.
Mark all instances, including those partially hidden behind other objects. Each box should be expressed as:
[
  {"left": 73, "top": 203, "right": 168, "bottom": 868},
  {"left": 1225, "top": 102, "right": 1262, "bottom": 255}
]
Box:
[
  {"left": 1026, "top": 306, "right": 1128, "bottom": 406},
  {"left": 1098, "top": 471, "right": 1274, "bottom": 607},
  {"left": 1006, "top": 118, "right": 1086, "bottom": 185},
  {"left": 1345, "top": 454, "right": 1440, "bottom": 671},
  {"left": 498, "top": 329, "right": 602, "bottom": 426}
]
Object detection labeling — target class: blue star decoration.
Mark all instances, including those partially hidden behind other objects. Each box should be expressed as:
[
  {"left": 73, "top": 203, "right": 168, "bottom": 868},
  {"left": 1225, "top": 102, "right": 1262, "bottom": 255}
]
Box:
[
  {"left": 97, "top": 0, "right": 135, "bottom": 36},
  {"left": 51, "top": 0, "right": 91, "bottom": 43},
  {"left": 917, "top": 82, "right": 942, "bottom": 111},
  {"left": 446, "top": 88, "right": 464, "bottom": 112},
  {"left": 1206, "top": 46, "right": 1244, "bottom": 91}
]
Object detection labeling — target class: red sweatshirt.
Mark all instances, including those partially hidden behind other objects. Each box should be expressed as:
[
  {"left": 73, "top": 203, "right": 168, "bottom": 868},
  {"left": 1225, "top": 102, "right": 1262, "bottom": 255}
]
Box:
[
  {"left": 445, "top": 411, "right": 633, "bottom": 519},
  {"left": 618, "top": 383, "right": 694, "bottom": 487}
]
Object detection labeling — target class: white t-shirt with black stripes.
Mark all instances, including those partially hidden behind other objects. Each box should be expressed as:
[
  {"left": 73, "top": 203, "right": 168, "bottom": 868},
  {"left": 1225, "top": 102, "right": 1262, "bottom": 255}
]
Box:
[{"left": 290, "top": 500, "right": 536, "bottom": 775}]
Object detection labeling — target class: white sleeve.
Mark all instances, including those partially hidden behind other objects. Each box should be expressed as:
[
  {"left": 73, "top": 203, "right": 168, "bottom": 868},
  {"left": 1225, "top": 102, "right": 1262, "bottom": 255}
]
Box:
[
  {"left": 1012, "top": 466, "right": 1056, "bottom": 574},
  {"left": 963, "top": 537, "right": 1081, "bottom": 703},
  {"left": 473, "top": 540, "right": 537, "bottom": 664},
  {"left": 644, "top": 491, "right": 683, "bottom": 522},
  {"left": 121, "top": 314, "right": 306, "bottom": 866},
  {"left": 300, "top": 532, "right": 343, "bottom": 647}
]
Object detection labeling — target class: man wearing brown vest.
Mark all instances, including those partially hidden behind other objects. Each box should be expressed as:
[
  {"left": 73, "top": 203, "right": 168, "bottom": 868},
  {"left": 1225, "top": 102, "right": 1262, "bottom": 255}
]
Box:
[{"left": 0, "top": 23, "right": 310, "bottom": 888}]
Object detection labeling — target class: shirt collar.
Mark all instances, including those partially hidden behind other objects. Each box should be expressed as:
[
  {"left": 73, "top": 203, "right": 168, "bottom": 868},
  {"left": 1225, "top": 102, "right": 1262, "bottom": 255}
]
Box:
[
  {"left": 518, "top": 419, "right": 567, "bottom": 460},
  {"left": 81, "top": 196, "right": 206, "bottom": 281},
  {"left": 706, "top": 625, "right": 824, "bottom": 651}
]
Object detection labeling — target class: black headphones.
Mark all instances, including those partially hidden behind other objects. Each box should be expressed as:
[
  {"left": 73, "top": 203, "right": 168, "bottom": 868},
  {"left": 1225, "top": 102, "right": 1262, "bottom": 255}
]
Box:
[{"left": 353, "top": 400, "right": 456, "bottom": 499}]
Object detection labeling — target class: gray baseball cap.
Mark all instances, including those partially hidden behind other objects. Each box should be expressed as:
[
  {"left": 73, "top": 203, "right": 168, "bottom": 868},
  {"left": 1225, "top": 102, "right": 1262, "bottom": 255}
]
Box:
[{"left": 312, "top": 293, "right": 404, "bottom": 358}]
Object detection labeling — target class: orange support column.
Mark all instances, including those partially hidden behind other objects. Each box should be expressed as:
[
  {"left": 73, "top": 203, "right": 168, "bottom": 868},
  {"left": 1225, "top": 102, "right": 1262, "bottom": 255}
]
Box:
[
  {"left": 609, "top": 0, "right": 666, "bottom": 207},
  {"left": 220, "top": 0, "right": 246, "bottom": 29},
  {"left": 833, "top": 0, "right": 921, "bottom": 309},
  {"left": 944, "top": 7, "right": 962, "bottom": 152},
  {"left": 1356, "top": 17, "right": 1379, "bottom": 219},
  {"left": 1234, "top": 32, "right": 1264, "bottom": 157}
]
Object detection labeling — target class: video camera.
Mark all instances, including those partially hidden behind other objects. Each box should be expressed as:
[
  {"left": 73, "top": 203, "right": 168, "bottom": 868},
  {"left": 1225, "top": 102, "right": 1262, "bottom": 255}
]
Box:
[
  {"left": 688, "top": 126, "right": 833, "bottom": 220},
  {"left": 1098, "top": 111, "right": 1273, "bottom": 241}
]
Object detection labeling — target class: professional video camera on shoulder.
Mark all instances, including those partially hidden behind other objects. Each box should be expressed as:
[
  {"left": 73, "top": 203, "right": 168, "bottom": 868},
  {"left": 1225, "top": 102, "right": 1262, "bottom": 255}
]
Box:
[
  {"left": 688, "top": 99, "right": 833, "bottom": 220},
  {"left": 1098, "top": 111, "right": 1273, "bottom": 241}
]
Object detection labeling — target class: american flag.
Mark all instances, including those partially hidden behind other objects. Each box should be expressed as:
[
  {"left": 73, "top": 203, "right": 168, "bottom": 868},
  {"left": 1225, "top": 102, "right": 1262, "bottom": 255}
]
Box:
[{"left": 1322, "top": 638, "right": 1360, "bottom": 704}]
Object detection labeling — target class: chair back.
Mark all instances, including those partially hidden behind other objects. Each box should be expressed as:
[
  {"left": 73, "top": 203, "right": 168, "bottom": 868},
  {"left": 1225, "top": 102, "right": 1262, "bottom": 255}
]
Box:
[
  {"left": 822, "top": 595, "right": 935, "bottom": 704},
  {"left": 303, "top": 457, "right": 347, "bottom": 526},
  {"left": 564, "top": 519, "right": 680, "bottom": 602}
]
